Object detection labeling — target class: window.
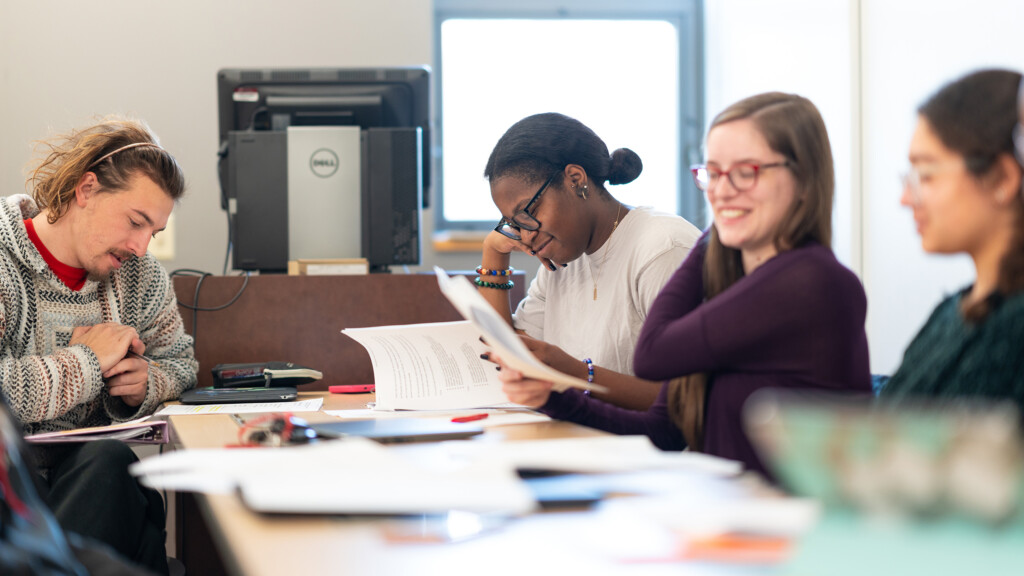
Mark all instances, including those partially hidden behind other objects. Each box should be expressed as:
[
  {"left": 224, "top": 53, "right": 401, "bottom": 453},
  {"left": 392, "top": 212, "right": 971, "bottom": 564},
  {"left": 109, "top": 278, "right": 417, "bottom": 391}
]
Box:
[{"left": 433, "top": 1, "right": 705, "bottom": 234}]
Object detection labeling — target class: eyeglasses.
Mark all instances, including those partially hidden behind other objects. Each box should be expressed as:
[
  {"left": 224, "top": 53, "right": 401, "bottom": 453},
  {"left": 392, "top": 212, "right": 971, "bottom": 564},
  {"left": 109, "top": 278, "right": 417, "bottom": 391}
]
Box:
[
  {"left": 690, "top": 162, "right": 790, "bottom": 193},
  {"left": 900, "top": 163, "right": 956, "bottom": 205},
  {"left": 494, "top": 172, "right": 559, "bottom": 241},
  {"left": 901, "top": 166, "right": 926, "bottom": 205}
]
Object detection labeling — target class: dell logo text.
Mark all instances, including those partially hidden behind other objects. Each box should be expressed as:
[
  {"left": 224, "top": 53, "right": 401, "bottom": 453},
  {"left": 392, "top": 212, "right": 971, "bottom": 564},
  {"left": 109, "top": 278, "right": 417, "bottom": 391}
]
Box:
[{"left": 310, "top": 148, "right": 340, "bottom": 178}]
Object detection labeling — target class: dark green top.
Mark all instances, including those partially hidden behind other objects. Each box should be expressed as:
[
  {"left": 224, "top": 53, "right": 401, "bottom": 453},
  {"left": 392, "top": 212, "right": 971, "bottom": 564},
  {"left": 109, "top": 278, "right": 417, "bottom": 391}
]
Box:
[{"left": 881, "top": 289, "right": 1024, "bottom": 416}]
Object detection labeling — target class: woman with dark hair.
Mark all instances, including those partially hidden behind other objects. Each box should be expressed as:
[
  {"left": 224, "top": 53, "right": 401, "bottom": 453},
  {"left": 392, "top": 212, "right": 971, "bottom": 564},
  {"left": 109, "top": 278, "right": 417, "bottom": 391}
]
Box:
[
  {"left": 881, "top": 69, "right": 1024, "bottom": 413},
  {"left": 499, "top": 95, "right": 872, "bottom": 476},
  {"left": 480, "top": 112, "right": 701, "bottom": 411}
]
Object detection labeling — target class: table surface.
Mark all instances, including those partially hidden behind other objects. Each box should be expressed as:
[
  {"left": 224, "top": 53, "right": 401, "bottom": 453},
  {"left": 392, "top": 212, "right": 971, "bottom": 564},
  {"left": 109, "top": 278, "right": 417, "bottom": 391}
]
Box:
[
  {"left": 169, "top": 391, "right": 1024, "bottom": 576},
  {"left": 167, "top": 392, "right": 734, "bottom": 576}
]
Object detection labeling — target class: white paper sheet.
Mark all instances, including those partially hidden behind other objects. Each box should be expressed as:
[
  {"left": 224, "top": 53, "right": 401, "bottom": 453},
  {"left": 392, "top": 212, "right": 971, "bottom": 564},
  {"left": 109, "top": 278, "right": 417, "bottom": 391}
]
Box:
[
  {"left": 440, "top": 435, "right": 744, "bottom": 476},
  {"left": 324, "top": 408, "right": 551, "bottom": 428},
  {"left": 130, "top": 438, "right": 536, "bottom": 515},
  {"left": 343, "top": 321, "right": 509, "bottom": 410},
  {"left": 154, "top": 397, "right": 323, "bottom": 416},
  {"left": 434, "top": 268, "right": 608, "bottom": 394}
]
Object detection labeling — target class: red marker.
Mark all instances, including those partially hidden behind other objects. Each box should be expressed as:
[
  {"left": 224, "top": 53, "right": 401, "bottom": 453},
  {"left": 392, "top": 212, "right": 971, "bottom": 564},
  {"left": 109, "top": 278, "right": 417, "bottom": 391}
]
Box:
[{"left": 451, "top": 413, "right": 489, "bottom": 423}]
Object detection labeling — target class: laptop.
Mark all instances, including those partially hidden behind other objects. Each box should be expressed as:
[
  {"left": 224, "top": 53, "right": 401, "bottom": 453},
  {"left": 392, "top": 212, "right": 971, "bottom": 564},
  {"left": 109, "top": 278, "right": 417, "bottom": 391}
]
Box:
[
  {"left": 310, "top": 418, "right": 484, "bottom": 444},
  {"left": 179, "top": 386, "right": 299, "bottom": 404}
]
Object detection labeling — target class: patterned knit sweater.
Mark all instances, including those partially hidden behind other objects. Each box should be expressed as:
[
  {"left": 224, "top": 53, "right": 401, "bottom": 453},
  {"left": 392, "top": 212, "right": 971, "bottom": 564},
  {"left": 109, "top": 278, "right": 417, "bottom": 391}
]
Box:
[
  {"left": 881, "top": 289, "right": 1024, "bottom": 416},
  {"left": 0, "top": 194, "right": 197, "bottom": 435}
]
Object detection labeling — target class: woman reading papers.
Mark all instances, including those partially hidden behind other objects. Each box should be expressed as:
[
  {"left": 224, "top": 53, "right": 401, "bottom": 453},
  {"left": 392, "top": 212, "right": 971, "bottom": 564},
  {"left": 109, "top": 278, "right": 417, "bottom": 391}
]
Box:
[
  {"left": 497, "top": 95, "right": 872, "bottom": 478},
  {"left": 477, "top": 113, "right": 701, "bottom": 411}
]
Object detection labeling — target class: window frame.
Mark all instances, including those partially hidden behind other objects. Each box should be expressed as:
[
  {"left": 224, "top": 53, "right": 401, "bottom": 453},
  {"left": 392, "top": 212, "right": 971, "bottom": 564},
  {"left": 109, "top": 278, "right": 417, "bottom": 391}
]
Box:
[{"left": 432, "top": 0, "right": 706, "bottom": 233}]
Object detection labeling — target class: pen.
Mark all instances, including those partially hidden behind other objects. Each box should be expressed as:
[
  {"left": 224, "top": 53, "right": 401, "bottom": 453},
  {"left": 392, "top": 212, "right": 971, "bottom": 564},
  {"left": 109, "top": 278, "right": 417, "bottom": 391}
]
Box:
[
  {"left": 127, "top": 349, "right": 162, "bottom": 368},
  {"left": 451, "top": 413, "right": 489, "bottom": 423}
]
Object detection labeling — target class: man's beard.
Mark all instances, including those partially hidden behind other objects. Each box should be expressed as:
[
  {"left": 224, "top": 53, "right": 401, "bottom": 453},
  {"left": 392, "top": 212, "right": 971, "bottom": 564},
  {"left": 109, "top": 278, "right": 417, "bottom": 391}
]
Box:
[{"left": 86, "top": 250, "right": 136, "bottom": 281}]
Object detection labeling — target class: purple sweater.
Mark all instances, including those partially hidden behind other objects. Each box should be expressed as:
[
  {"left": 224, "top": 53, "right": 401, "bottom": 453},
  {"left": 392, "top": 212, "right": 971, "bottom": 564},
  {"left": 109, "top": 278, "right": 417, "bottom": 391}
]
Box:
[{"left": 541, "top": 240, "right": 871, "bottom": 477}]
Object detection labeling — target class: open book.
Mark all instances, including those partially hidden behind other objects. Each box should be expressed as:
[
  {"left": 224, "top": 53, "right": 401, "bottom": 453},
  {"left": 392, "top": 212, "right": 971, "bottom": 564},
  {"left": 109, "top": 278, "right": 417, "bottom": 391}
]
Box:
[
  {"left": 25, "top": 417, "right": 168, "bottom": 445},
  {"left": 341, "top": 269, "right": 606, "bottom": 411},
  {"left": 343, "top": 320, "right": 512, "bottom": 411},
  {"left": 433, "top": 267, "right": 608, "bottom": 395}
]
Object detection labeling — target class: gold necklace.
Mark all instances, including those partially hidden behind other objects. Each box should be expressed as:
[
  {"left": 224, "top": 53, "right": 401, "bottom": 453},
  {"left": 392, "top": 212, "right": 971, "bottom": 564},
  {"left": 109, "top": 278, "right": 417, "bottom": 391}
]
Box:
[{"left": 588, "top": 203, "right": 623, "bottom": 301}]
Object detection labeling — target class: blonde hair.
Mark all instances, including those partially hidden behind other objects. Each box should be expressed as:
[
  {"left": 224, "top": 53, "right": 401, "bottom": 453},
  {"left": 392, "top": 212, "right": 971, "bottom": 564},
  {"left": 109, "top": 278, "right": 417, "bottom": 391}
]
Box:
[{"left": 27, "top": 117, "right": 186, "bottom": 223}]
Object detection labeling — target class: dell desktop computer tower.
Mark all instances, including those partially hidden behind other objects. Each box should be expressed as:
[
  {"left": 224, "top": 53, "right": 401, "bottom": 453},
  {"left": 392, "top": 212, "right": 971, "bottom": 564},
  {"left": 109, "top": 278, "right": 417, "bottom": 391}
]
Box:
[{"left": 227, "top": 126, "right": 422, "bottom": 273}]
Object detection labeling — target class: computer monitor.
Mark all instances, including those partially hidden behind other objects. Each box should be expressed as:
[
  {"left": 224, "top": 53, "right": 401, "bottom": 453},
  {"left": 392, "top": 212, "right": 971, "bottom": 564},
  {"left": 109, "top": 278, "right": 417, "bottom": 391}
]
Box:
[{"left": 217, "top": 67, "right": 430, "bottom": 273}]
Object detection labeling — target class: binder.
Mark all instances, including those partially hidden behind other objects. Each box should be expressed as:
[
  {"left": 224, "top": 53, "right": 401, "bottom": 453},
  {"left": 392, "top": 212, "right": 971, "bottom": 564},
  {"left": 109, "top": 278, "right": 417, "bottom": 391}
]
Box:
[{"left": 25, "top": 419, "right": 169, "bottom": 445}]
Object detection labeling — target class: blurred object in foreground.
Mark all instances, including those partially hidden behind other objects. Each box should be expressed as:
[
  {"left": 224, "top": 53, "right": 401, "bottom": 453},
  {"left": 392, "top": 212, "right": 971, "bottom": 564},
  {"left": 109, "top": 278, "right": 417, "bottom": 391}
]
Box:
[{"left": 744, "top": 390, "right": 1024, "bottom": 525}]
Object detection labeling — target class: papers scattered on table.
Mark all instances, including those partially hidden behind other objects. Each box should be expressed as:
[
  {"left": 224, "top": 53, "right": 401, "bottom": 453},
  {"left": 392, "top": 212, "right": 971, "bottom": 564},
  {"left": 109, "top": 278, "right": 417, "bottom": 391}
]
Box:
[
  {"left": 130, "top": 437, "right": 536, "bottom": 516},
  {"left": 439, "top": 435, "right": 745, "bottom": 477},
  {"left": 154, "top": 397, "right": 323, "bottom": 416},
  {"left": 324, "top": 408, "right": 552, "bottom": 428},
  {"left": 131, "top": 434, "right": 745, "bottom": 518},
  {"left": 25, "top": 417, "right": 168, "bottom": 445}
]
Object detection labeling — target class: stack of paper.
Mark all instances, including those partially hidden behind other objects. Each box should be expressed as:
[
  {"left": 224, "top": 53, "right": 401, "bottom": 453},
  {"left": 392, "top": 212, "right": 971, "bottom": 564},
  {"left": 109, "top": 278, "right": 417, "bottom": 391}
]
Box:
[{"left": 130, "top": 437, "right": 536, "bottom": 516}]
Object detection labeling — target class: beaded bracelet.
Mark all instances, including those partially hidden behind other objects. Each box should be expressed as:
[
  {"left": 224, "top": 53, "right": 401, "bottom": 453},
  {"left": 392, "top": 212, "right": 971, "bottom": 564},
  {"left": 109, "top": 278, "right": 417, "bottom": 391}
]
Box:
[
  {"left": 474, "top": 277, "right": 515, "bottom": 290},
  {"left": 583, "top": 358, "right": 595, "bottom": 383},
  {"left": 476, "top": 265, "right": 515, "bottom": 276}
]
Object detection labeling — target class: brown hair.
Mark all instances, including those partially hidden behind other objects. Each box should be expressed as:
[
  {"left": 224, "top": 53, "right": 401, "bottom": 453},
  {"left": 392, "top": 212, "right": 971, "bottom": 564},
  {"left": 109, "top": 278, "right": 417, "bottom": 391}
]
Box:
[
  {"left": 918, "top": 69, "right": 1024, "bottom": 322},
  {"left": 27, "top": 117, "right": 186, "bottom": 224},
  {"left": 670, "top": 93, "right": 835, "bottom": 451},
  {"left": 702, "top": 92, "right": 835, "bottom": 298}
]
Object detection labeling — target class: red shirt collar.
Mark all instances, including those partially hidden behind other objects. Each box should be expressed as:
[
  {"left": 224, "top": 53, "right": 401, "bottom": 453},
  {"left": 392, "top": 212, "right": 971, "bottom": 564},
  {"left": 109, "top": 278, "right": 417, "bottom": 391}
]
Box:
[{"left": 23, "top": 218, "right": 88, "bottom": 291}]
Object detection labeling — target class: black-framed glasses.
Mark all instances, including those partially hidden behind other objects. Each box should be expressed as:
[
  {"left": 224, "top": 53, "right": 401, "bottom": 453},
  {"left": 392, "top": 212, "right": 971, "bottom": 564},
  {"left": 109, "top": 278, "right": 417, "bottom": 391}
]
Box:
[
  {"left": 690, "top": 162, "right": 790, "bottom": 193},
  {"left": 494, "top": 172, "right": 559, "bottom": 240}
]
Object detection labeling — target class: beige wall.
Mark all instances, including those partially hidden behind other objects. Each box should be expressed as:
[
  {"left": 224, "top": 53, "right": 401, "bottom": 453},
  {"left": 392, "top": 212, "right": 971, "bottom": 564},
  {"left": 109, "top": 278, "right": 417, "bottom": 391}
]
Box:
[
  {"left": 7, "top": 1, "right": 1024, "bottom": 372},
  {"left": 0, "top": 0, "right": 502, "bottom": 276}
]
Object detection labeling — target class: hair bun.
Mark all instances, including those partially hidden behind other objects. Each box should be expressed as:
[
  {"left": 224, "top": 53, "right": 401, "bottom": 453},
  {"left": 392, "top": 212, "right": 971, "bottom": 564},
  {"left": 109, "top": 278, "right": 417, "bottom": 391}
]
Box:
[{"left": 607, "top": 148, "right": 642, "bottom": 185}]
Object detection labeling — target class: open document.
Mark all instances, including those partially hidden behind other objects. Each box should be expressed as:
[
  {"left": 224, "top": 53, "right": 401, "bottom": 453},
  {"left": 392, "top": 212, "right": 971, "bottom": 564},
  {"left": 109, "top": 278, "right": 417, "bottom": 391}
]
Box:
[
  {"left": 341, "top": 270, "right": 606, "bottom": 411},
  {"left": 433, "top": 267, "right": 608, "bottom": 395},
  {"left": 343, "top": 321, "right": 511, "bottom": 410}
]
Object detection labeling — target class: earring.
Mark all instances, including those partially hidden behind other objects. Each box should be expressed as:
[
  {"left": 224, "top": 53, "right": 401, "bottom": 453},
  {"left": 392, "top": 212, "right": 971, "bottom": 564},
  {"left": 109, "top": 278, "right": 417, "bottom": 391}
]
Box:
[{"left": 578, "top": 184, "right": 588, "bottom": 200}]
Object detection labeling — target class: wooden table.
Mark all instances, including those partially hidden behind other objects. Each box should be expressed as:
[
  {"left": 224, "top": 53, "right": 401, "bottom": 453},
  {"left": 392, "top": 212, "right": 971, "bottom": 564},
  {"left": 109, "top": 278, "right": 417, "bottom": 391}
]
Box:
[{"left": 167, "top": 392, "right": 691, "bottom": 576}]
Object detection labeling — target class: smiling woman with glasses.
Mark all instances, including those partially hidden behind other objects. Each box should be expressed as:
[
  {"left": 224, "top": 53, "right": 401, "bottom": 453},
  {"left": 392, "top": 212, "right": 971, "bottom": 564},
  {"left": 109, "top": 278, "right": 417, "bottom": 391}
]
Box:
[
  {"left": 880, "top": 69, "right": 1024, "bottom": 416},
  {"left": 478, "top": 112, "right": 701, "bottom": 413},
  {"left": 496, "top": 94, "right": 872, "bottom": 479}
]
